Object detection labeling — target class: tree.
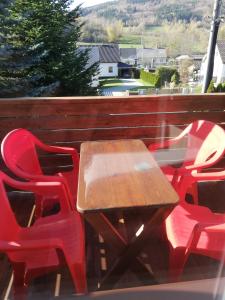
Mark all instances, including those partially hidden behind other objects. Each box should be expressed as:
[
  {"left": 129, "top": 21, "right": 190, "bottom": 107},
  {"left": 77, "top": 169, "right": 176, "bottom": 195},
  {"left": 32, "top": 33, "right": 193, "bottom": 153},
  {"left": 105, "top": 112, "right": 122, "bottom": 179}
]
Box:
[
  {"left": 0, "top": 0, "right": 24, "bottom": 97},
  {"left": 106, "top": 21, "right": 123, "bottom": 43},
  {"left": 178, "top": 58, "right": 193, "bottom": 84},
  {"left": 171, "top": 72, "right": 180, "bottom": 85},
  {"left": 155, "top": 67, "right": 179, "bottom": 87},
  {"left": 0, "top": 0, "right": 99, "bottom": 97}
]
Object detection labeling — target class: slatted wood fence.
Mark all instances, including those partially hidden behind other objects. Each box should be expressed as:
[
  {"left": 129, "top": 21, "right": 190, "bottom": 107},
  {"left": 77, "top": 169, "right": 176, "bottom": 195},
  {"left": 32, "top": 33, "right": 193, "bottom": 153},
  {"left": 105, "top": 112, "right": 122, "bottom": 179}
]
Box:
[{"left": 0, "top": 94, "right": 225, "bottom": 173}]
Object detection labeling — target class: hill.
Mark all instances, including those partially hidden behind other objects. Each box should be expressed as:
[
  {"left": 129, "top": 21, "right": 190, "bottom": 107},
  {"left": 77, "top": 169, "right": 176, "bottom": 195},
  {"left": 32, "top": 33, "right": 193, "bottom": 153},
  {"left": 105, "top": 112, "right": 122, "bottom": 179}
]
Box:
[
  {"left": 80, "top": 0, "right": 219, "bottom": 56},
  {"left": 82, "top": 0, "right": 213, "bottom": 27}
]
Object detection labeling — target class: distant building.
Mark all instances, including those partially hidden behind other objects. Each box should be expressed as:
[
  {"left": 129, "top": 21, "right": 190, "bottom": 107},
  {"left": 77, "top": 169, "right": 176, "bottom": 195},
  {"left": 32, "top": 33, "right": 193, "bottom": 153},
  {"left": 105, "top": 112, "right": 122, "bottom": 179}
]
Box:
[
  {"left": 98, "top": 44, "right": 120, "bottom": 77},
  {"left": 175, "top": 55, "right": 192, "bottom": 61},
  {"left": 120, "top": 48, "right": 137, "bottom": 65},
  {"left": 136, "top": 48, "right": 167, "bottom": 68},
  {"left": 119, "top": 47, "right": 167, "bottom": 69},
  {"left": 175, "top": 54, "right": 204, "bottom": 82},
  {"left": 79, "top": 44, "right": 120, "bottom": 80},
  {"left": 200, "top": 40, "right": 225, "bottom": 84}
]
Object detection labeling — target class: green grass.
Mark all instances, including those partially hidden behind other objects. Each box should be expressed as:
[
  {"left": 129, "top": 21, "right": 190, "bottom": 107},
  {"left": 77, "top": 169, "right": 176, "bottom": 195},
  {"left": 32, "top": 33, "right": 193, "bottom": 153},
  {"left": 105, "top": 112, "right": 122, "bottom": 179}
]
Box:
[
  {"left": 77, "top": 42, "right": 102, "bottom": 46},
  {"left": 100, "top": 78, "right": 123, "bottom": 88},
  {"left": 118, "top": 34, "right": 142, "bottom": 45},
  {"left": 145, "top": 25, "right": 162, "bottom": 32},
  {"left": 119, "top": 43, "right": 143, "bottom": 48},
  {"left": 193, "top": 85, "right": 202, "bottom": 93},
  {"left": 137, "top": 79, "right": 155, "bottom": 87}
]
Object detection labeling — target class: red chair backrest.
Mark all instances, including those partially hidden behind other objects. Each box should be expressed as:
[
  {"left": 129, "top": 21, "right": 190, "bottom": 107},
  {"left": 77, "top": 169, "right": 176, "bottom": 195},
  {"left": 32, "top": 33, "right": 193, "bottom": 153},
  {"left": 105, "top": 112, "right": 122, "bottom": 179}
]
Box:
[
  {"left": 182, "top": 120, "right": 225, "bottom": 168},
  {"left": 1, "top": 128, "right": 43, "bottom": 176},
  {"left": 0, "top": 177, "right": 19, "bottom": 241}
]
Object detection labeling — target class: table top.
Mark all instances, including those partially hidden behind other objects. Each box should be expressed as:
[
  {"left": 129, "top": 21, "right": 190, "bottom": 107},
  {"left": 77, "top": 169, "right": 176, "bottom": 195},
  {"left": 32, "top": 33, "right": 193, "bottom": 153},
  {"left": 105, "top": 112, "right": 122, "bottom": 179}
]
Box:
[{"left": 77, "top": 139, "right": 179, "bottom": 213}]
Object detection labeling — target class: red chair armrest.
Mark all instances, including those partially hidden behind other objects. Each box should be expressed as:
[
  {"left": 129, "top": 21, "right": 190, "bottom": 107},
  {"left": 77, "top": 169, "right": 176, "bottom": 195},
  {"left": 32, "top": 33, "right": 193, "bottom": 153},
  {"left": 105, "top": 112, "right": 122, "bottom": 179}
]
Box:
[
  {"left": 35, "top": 139, "right": 79, "bottom": 166},
  {"left": 0, "top": 239, "right": 63, "bottom": 252},
  {"left": 191, "top": 169, "right": 225, "bottom": 181},
  {"left": 0, "top": 172, "right": 72, "bottom": 212}
]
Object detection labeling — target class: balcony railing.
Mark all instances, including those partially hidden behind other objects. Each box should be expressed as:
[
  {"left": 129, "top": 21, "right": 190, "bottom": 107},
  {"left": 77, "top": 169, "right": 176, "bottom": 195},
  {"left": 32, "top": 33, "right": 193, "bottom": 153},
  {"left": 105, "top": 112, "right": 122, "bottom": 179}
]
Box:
[{"left": 0, "top": 93, "right": 225, "bottom": 298}]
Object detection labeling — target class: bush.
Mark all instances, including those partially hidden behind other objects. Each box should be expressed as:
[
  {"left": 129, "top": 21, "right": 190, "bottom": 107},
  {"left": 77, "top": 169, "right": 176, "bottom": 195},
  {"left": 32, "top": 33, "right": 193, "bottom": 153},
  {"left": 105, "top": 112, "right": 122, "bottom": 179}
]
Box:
[
  {"left": 140, "top": 69, "right": 158, "bottom": 86},
  {"left": 216, "top": 83, "right": 223, "bottom": 92},
  {"left": 156, "top": 67, "right": 179, "bottom": 87},
  {"left": 140, "top": 67, "right": 180, "bottom": 88},
  {"left": 171, "top": 72, "right": 180, "bottom": 85},
  {"left": 207, "top": 80, "right": 215, "bottom": 93}
]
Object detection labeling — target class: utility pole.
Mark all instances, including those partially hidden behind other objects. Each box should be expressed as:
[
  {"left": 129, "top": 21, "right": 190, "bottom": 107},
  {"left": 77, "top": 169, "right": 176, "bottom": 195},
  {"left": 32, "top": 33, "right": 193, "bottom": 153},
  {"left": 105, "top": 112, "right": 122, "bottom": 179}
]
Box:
[{"left": 202, "top": 0, "right": 222, "bottom": 93}]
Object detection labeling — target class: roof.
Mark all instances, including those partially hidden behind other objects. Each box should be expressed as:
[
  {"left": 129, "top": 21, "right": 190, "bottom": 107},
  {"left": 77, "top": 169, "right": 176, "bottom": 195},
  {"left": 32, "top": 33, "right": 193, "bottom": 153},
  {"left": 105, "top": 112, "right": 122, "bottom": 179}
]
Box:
[
  {"left": 191, "top": 54, "right": 204, "bottom": 61},
  {"left": 217, "top": 40, "right": 225, "bottom": 64},
  {"left": 78, "top": 44, "right": 120, "bottom": 64},
  {"left": 120, "top": 48, "right": 137, "bottom": 59},
  {"left": 99, "top": 44, "right": 120, "bottom": 63},
  {"left": 137, "top": 47, "right": 167, "bottom": 59},
  {"left": 78, "top": 46, "right": 99, "bottom": 68},
  {"left": 176, "top": 55, "right": 192, "bottom": 61}
]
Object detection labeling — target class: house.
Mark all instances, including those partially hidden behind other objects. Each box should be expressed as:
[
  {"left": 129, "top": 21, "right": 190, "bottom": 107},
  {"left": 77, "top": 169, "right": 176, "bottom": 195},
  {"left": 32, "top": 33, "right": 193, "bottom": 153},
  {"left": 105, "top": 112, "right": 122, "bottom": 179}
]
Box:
[
  {"left": 79, "top": 44, "right": 120, "bottom": 80},
  {"left": 118, "top": 62, "right": 134, "bottom": 78},
  {"left": 77, "top": 46, "right": 99, "bottom": 87},
  {"left": 136, "top": 47, "right": 167, "bottom": 69},
  {"left": 175, "top": 54, "right": 204, "bottom": 82},
  {"left": 98, "top": 44, "right": 120, "bottom": 77},
  {"left": 200, "top": 40, "right": 225, "bottom": 84},
  {"left": 190, "top": 54, "right": 204, "bottom": 81},
  {"left": 120, "top": 48, "right": 137, "bottom": 65},
  {"left": 120, "top": 47, "right": 167, "bottom": 69}
]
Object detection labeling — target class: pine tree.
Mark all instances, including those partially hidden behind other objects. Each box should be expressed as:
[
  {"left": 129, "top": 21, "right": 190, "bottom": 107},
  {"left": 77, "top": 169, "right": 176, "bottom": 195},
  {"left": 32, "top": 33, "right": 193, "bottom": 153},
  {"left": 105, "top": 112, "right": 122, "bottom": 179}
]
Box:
[
  {"left": 0, "top": 0, "right": 99, "bottom": 97},
  {"left": 0, "top": 0, "right": 20, "bottom": 97}
]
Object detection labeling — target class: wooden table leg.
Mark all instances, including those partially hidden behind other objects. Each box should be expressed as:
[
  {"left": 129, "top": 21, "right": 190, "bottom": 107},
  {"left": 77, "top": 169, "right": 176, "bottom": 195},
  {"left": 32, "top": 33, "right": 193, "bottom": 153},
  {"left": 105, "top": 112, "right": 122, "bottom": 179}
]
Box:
[
  {"left": 98, "top": 207, "right": 169, "bottom": 290},
  {"left": 84, "top": 212, "right": 156, "bottom": 289}
]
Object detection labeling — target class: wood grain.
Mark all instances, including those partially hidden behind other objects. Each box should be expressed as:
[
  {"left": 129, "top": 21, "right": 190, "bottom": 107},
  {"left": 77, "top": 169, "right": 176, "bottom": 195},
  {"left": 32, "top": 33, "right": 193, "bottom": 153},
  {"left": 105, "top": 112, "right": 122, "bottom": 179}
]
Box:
[
  {"left": 77, "top": 140, "right": 178, "bottom": 212},
  {"left": 0, "top": 94, "right": 225, "bottom": 116},
  {"left": 1, "top": 111, "right": 225, "bottom": 130},
  {"left": 0, "top": 94, "right": 225, "bottom": 175}
]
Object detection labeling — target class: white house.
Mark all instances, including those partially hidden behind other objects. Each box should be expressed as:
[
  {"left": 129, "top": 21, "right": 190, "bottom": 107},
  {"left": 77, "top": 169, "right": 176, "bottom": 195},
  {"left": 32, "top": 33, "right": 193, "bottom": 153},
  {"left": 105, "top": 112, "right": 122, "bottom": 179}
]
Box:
[
  {"left": 200, "top": 40, "right": 225, "bottom": 84},
  {"left": 98, "top": 44, "right": 120, "bottom": 77},
  {"left": 136, "top": 47, "right": 167, "bottom": 69},
  {"left": 120, "top": 48, "right": 137, "bottom": 65},
  {"left": 79, "top": 44, "right": 120, "bottom": 80},
  {"left": 119, "top": 47, "right": 167, "bottom": 69}
]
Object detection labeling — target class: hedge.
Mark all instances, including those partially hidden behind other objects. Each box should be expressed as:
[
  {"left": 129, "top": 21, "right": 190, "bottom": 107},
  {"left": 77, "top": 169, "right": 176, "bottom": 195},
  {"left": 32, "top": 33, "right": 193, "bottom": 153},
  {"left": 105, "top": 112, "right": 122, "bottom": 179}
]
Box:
[
  {"left": 140, "top": 69, "right": 158, "bottom": 86},
  {"left": 140, "top": 67, "right": 179, "bottom": 88}
]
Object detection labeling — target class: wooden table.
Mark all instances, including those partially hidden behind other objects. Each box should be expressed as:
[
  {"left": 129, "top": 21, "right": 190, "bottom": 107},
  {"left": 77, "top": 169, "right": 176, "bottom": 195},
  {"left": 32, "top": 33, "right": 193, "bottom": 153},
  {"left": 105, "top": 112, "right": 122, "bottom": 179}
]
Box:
[{"left": 77, "top": 139, "right": 179, "bottom": 290}]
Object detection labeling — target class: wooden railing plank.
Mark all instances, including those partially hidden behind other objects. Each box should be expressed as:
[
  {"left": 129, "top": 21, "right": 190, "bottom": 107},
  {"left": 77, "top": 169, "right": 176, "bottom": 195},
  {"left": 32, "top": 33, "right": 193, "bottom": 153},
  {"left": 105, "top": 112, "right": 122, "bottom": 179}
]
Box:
[
  {"left": 0, "top": 111, "right": 225, "bottom": 130},
  {"left": 1, "top": 94, "right": 225, "bottom": 116}
]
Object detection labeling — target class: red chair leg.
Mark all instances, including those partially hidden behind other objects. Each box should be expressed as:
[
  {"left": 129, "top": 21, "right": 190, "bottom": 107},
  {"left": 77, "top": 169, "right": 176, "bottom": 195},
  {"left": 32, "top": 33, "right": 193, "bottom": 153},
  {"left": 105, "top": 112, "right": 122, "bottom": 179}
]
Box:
[
  {"left": 168, "top": 248, "right": 188, "bottom": 282},
  {"left": 191, "top": 182, "right": 199, "bottom": 205},
  {"left": 68, "top": 262, "right": 87, "bottom": 294},
  {"left": 12, "top": 263, "right": 28, "bottom": 300}
]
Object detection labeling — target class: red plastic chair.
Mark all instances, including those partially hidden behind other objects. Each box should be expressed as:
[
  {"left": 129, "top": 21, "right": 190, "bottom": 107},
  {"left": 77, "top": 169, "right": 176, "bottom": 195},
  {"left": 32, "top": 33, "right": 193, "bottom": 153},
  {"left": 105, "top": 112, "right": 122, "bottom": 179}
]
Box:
[
  {"left": 148, "top": 120, "right": 225, "bottom": 204},
  {"left": 0, "top": 171, "right": 86, "bottom": 299},
  {"left": 1, "top": 128, "right": 79, "bottom": 217},
  {"left": 164, "top": 169, "right": 225, "bottom": 282}
]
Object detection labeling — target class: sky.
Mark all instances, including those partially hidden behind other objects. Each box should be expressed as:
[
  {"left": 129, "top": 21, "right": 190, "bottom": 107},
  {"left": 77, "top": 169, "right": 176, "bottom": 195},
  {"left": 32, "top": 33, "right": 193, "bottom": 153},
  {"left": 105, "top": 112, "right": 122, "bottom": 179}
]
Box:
[{"left": 72, "top": 0, "right": 115, "bottom": 8}]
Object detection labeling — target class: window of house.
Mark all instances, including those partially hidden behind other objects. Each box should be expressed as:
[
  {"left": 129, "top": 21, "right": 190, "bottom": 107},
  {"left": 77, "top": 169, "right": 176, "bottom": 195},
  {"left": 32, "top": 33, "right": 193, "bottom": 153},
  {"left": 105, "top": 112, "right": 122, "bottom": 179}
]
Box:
[{"left": 108, "top": 66, "right": 113, "bottom": 73}]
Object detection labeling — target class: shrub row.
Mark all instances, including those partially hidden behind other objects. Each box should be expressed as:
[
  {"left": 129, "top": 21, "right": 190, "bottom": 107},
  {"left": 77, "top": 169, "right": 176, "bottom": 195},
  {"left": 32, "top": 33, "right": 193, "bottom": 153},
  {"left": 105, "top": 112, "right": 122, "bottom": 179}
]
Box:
[
  {"left": 140, "top": 67, "right": 180, "bottom": 88},
  {"left": 140, "top": 69, "right": 158, "bottom": 86},
  {"left": 207, "top": 80, "right": 225, "bottom": 93}
]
